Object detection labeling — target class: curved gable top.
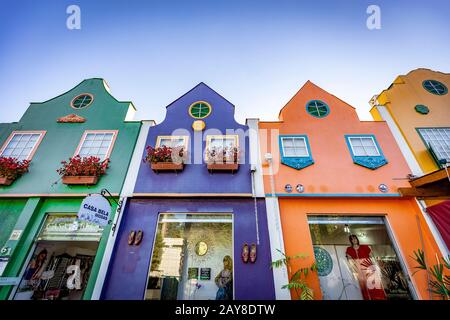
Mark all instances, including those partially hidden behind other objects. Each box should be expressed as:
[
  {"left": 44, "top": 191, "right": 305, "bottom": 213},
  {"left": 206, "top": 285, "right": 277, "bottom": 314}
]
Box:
[
  {"left": 158, "top": 82, "right": 245, "bottom": 128},
  {"left": 375, "top": 68, "right": 450, "bottom": 105},
  {"left": 20, "top": 78, "right": 136, "bottom": 124},
  {"left": 278, "top": 80, "right": 358, "bottom": 123}
]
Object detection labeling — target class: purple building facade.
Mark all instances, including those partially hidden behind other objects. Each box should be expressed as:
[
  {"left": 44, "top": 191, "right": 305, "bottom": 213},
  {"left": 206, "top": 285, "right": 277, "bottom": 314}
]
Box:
[{"left": 101, "top": 83, "right": 275, "bottom": 300}]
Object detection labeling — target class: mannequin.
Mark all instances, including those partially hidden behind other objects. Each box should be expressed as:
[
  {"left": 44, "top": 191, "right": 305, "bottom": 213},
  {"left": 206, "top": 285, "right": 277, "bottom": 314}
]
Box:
[
  {"left": 214, "top": 255, "right": 233, "bottom": 300},
  {"left": 345, "top": 234, "right": 386, "bottom": 300}
]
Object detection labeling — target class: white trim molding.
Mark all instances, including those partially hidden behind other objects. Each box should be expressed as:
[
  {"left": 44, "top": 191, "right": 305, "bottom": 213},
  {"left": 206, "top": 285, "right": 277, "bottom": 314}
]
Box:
[
  {"left": 246, "top": 119, "right": 265, "bottom": 197},
  {"left": 265, "top": 196, "right": 291, "bottom": 300},
  {"left": 91, "top": 120, "right": 154, "bottom": 299},
  {"left": 375, "top": 105, "right": 423, "bottom": 176}
]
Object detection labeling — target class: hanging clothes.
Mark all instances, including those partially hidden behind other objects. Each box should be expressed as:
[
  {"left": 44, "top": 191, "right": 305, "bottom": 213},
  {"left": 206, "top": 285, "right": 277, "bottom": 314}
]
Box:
[{"left": 346, "top": 245, "right": 387, "bottom": 300}]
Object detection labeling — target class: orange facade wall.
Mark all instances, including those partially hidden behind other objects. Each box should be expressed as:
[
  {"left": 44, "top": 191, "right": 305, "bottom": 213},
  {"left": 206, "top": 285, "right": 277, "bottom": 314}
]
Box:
[
  {"left": 279, "top": 198, "right": 441, "bottom": 300},
  {"left": 259, "top": 80, "right": 444, "bottom": 300},
  {"left": 259, "top": 81, "right": 413, "bottom": 196}
]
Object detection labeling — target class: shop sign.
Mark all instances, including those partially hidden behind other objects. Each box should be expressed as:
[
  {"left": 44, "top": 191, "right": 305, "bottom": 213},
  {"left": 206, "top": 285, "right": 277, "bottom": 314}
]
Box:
[
  {"left": 38, "top": 215, "right": 103, "bottom": 242},
  {"left": 9, "top": 230, "right": 23, "bottom": 241},
  {"left": 0, "top": 277, "right": 20, "bottom": 286},
  {"left": 78, "top": 194, "right": 111, "bottom": 226}
]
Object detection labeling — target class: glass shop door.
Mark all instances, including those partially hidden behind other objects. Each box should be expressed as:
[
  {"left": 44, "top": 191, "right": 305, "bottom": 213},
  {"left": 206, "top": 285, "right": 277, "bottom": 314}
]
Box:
[
  {"left": 145, "top": 213, "right": 233, "bottom": 300},
  {"left": 308, "top": 216, "right": 415, "bottom": 300}
]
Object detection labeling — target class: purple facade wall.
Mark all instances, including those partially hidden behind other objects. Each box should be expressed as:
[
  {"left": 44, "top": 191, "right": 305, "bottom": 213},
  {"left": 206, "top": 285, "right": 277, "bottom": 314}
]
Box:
[
  {"left": 101, "top": 83, "right": 275, "bottom": 300},
  {"left": 101, "top": 198, "right": 275, "bottom": 300},
  {"left": 133, "top": 83, "right": 251, "bottom": 195}
]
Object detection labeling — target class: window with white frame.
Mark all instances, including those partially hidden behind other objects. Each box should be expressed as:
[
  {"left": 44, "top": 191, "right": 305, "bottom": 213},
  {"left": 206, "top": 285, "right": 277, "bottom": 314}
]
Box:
[
  {"left": 348, "top": 137, "right": 380, "bottom": 157},
  {"left": 0, "top": 132, "right": 44, "bottom": 161},
  {"left": 281, "top": 137, "right": 309, "bottom": 157},
  {"left": 156, "top": 136, "right": 188, "bottom": 149},
  {"left": 206, "top": 135, "right": 238, "bottom": 149},
  {"left": 77, "top": 132, "right": 116, "bottom": 161},
  {"left": 417, "top": 128, "right": 450, "bottom": 162}
]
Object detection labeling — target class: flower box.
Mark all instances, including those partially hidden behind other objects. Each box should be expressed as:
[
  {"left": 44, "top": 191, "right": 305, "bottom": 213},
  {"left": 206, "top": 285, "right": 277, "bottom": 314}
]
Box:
[
  {"left": 207, "top": 163, "right": 239, "bottom": 172},
  {"left": 62, "top": 175, "right": 99, "bottom": 185},
  {"left": 205, "top": 146, "right": 240, "bottom": 173},
  {"left": 0, "top": 157, "right": 30, "bottom": 186},
  {"left": 57, "top": 156, "right": 108, "bottom": 185},
  {"left": 151, "top": 162, "right": 184, "bottom": 172},
  {"left": 0, "top": 177, "right": 14, "bottom": 186}
]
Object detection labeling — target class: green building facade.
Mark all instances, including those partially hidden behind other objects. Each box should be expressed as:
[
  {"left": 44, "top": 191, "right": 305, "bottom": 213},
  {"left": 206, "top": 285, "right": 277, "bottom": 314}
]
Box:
[{"left": 0, "top": 79, "right": 141, "bottom": 300}]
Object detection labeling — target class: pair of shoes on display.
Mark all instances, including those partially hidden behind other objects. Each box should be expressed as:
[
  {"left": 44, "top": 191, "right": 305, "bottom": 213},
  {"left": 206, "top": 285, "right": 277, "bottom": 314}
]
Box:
[
  {"left": 128, "top": 230, "right": 144, "bottom": 246},
  {"left": 241, "top": 243, "right": 257, "bottom": 263}
]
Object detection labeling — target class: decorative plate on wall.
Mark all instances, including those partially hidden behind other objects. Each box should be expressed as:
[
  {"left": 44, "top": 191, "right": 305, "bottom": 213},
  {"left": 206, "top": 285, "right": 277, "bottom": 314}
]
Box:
[{"left": 313, "top": 246, "right": 333, "bottom": 277}]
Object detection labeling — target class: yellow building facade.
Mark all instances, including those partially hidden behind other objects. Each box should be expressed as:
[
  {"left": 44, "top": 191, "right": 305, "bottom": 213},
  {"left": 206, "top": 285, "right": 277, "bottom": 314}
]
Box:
[
  {"left": 370, "top": 68, "right": 450, "bottom": 257},
  {"left": 370, "top": 68, "right": 450, "bottom": 174}
]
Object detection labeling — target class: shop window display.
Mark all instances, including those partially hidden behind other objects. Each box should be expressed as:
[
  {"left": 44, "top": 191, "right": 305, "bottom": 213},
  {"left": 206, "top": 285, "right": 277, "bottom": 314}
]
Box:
[
  {"left": 308, "top": 216, "right": 413, "bottom": 300},
  {"left": 145, "top": 214, "right": 233, "bottom": 300},
  {"left": 13, "top": 215, "right": 102, "bottom": 300}
]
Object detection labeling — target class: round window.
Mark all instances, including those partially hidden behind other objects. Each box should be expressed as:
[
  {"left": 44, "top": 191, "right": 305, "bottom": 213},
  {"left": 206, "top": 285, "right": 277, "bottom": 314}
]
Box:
[
  {"left": 415, "top": 104, "right": 429, "bottom": 114},
  {"left": 422, "top": 80, "right": 448, "bottom": 96},
  {"left": 71, "top": 94, "right": 94, "bottom": 109},
  {"left": 189, "top": 101, "right": 212, "bottom": 119},
  {"left": 306, "top": 100, "right": 329, "bottom": 118}
]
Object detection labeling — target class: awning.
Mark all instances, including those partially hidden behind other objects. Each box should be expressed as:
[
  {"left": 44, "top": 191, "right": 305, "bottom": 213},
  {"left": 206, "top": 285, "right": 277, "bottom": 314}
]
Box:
[
  {"left": 398, "top": 168, "right": 450, "bottom": 199},
  {"left": 427, "top": 200, "right": 450, "bottom": 250}
]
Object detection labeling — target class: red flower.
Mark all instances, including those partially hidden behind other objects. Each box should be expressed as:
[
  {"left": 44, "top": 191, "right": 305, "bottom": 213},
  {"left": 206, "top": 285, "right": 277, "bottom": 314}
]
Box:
[
  {"left": 143, "top": 146, "right": 186, "bottom": 164},
  {"left": 0, "top": 157, "right": 30, "bottom": 180},
  {"left": 56, "top": 155, "right": 109, "bottom": 177}
]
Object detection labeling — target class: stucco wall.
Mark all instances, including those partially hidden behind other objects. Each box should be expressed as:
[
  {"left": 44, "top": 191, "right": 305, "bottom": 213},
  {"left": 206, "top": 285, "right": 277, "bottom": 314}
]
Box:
[
  {"left": 259, "top": 81, "right": 413, "bottom": 196},
  {"left": 278, "top": 198, "right": 442, "bottom": 300},
  {"left": 101, "top": 198, "right": 275, "bottom": 300},
  {"left": 373, "top": 69, "right": 450, "bottom": 174},
  {"left": 133, "top": 83, "right": 252, "bottom": 195}
]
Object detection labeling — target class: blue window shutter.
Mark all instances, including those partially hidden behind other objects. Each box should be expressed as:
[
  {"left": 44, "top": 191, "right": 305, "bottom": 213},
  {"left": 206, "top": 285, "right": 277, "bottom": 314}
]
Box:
[
  {"left": 279, "top": 135, "right": 314, "bottom": 170},
  {"left": 345, "top": 135, "right": 388, "bottom": 170}
]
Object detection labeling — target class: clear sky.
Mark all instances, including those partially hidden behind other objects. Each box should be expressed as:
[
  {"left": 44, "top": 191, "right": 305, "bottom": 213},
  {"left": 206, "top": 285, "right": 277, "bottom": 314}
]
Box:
[{"left": 0, "top": 0, "right": 449, "bottom": 124}]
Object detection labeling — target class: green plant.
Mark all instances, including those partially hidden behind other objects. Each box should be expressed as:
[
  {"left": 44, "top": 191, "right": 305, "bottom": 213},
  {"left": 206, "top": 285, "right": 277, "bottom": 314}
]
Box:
[
  {"left": 271, "top": 249, "right": 317, "bottom": 300},
  {"left": 411, "top": 249, "right": 450, "bottom": 300}
]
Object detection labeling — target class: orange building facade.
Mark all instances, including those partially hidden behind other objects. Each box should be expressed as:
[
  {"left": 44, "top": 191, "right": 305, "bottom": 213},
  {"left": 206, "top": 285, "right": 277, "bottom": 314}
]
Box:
[{"left": 259, "top": 81, "right": 442, "bottom": 300}]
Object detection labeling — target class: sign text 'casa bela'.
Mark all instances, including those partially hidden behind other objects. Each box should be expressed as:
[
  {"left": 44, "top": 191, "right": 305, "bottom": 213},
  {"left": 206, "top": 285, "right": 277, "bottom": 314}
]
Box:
[{"left": 78, "top": 194, "right": 111, "bottom": 227}]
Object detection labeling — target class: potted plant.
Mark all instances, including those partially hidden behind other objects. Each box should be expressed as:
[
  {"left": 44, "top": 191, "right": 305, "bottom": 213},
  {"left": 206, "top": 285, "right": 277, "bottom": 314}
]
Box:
[
  {"left": 206, "top": 146, "right": 240, "bottom": 172},
  {"left": 411, "top": 249, "right": 450, "bottom": 300},
  {"left": 57, "top": 155, "right": 109, "bottom": 185},
  {"left": 0, "top": 157, "right": 30, "bottom": 186},
  {"left": 272, "top": 249, "right": 317, "bottom": 300},
  {"left": 144, "top": 145, "right": 186, "bottom": 172}
]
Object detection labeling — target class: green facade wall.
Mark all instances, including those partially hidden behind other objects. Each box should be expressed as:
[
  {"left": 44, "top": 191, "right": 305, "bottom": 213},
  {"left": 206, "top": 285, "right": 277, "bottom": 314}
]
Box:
[
  {"left": 0, "top": 78, "right": 140, "bottom": 196},
  {"left": 0, "top": 199, "right": 26, "bottom": 254},
  {"left": 0, "top": 197, "right": 118, "bottom": 300},
  {"left": 0, "top": 78, "right": 141, "bottom": 300}
]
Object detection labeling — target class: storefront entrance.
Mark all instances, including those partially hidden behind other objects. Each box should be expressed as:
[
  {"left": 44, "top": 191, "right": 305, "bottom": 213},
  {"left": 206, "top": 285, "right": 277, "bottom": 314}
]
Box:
[
  {"left": 308, "top": 216, "right": 414, "bottom": 300},
  {"left": 12, "top": 214, "right": 102, "bottom": 300},
  {"left": 145, "top": 213, "right": 233, "bottom": 300}
]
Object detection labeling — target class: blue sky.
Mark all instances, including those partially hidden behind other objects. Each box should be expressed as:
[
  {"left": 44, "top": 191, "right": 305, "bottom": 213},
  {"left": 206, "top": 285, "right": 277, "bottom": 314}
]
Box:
[{"left": 0, "top": 0, "right": 449, "bottom": 123}]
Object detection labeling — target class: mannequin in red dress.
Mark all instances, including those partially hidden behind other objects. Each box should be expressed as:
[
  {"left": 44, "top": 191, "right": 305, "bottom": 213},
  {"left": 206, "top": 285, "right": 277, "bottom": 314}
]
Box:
[{"left": 345, "top": 234, "right": 387, "bottom": 300}]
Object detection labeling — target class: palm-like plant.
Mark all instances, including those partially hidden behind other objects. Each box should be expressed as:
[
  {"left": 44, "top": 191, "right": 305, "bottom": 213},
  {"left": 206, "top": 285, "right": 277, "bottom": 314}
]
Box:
[
  {"left": 411, "top": 249, "right": 450, "bottom": 300},
  {"left": 271, "top": 249, "right": 317, "bottom": 300}
]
